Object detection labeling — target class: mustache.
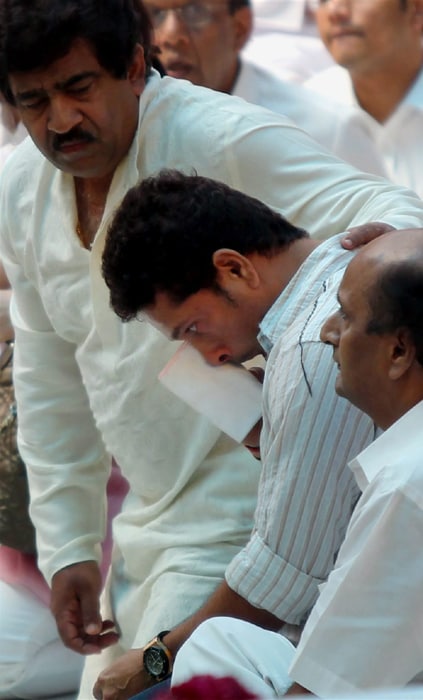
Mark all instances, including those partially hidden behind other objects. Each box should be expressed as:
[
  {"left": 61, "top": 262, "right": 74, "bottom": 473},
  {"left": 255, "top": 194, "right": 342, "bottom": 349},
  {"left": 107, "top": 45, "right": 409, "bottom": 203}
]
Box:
[{"left": 52, "top": 127, "right": 96, "bottom": 151}]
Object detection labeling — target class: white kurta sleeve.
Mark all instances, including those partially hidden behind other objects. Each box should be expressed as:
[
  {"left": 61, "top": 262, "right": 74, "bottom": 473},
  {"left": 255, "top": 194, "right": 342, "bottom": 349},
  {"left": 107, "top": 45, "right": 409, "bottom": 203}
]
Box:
[
  {"left": 217, "top": 110, "right": 423, "bottom": 238},
  {"left": 289, "top": 466, "right": 423, "bottom": 693},
  {"left": 0, "top": 175, "right": 109, "bottom": 584}
]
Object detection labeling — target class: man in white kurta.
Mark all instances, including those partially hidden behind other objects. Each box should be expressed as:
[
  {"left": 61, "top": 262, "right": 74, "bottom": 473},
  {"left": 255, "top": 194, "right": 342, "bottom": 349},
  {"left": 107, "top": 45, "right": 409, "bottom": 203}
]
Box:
[{"left": 1, "top": 0, "right": 423, "bottom": 694}]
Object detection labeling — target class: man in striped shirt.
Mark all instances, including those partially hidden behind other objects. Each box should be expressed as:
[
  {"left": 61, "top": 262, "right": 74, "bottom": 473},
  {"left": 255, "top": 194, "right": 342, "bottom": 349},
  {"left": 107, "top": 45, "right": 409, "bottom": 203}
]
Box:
[{"left": 98, "top": 170, "right": 378, "bottom": 698}]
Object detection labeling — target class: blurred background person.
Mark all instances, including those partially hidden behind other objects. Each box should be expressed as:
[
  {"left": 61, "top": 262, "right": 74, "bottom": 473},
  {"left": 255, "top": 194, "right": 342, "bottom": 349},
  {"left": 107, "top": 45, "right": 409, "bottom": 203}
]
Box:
[
  {"left": 242, "top": 0, "right": 334, "bottom": 83},
  {"left": 306, "top": 0, "right": 423, "bottom": 197},
  {"left": 145, "top": 0, "right": 386, "bottom": 173}
]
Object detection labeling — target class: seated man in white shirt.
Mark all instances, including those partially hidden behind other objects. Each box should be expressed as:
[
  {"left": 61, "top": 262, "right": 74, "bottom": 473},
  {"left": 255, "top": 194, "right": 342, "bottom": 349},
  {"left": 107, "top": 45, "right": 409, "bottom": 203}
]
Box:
[
  {"left": 171, "top": 227, "right": 423, "bottom": 696},
  {"left": 306, "top": 0, "right": 423, "bottom": 197},
  {"left": 143, "top": 0, "right": 385, "bottom": 174}
]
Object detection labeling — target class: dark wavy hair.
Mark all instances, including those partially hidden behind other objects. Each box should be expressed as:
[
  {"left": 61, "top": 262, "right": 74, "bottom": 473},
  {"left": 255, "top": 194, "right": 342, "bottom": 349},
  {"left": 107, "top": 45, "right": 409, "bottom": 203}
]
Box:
[
  {"left": 367, "top": 259, "right": 423, "bottom": 366},
  {"left": 229, "top": 0, "right": 250, "bottom": 10},
  {"left": 102, "top": 169, "right": 308, "bottom": 321},
  {"left": 0, "top": 0, "right": 153, "bottom": 104}
]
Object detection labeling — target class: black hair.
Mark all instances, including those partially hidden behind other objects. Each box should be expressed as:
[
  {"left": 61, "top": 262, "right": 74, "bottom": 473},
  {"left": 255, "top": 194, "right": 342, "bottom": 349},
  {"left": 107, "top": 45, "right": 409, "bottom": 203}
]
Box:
[
  {"left": 229, "top": 0, "right": 250, "bottom": 11},
  {"left": 0, "top": 0, "right": 153, "bottom": 104},
  {"left": 366, "top": 259, "right": 423, "bottom": 366},
  {"left": 102, "top": 169, "right": 308, "bottom": 321}
]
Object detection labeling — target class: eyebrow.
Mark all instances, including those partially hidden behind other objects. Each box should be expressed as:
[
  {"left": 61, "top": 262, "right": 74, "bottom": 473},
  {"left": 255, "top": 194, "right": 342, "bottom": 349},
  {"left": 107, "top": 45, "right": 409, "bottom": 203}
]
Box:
[{"left": 15, "top": 71, "right": 99, "bottom": 102}]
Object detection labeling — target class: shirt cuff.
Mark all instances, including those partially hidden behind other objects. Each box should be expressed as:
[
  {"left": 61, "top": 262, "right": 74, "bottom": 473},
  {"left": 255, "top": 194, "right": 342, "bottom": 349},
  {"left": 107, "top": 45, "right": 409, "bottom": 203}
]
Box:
[{"left": 225, "top": 531, "right": 323, "bottom": 625}]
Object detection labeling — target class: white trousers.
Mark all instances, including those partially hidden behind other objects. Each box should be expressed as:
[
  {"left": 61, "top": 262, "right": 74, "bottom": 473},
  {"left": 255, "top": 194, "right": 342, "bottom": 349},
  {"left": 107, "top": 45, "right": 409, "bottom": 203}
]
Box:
[
  {"left": 172, "top": 617, "right": 296, "bottom": 698},
  {"left": 0, "top": 580, "right": 83, "bottom": 699}
]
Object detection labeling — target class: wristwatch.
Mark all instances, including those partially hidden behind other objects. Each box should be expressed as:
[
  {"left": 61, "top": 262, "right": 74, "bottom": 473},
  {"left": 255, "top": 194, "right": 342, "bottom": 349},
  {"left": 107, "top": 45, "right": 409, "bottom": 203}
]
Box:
[{"left": 143, "top": 630, "right": 173, "bottom": 682}]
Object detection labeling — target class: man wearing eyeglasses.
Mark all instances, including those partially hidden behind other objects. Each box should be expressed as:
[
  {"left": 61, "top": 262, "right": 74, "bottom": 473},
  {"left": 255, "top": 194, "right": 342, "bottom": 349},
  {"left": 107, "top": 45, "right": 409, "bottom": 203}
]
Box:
[{"left": 143, "top": 0, "right": 387, "bottom": 174}]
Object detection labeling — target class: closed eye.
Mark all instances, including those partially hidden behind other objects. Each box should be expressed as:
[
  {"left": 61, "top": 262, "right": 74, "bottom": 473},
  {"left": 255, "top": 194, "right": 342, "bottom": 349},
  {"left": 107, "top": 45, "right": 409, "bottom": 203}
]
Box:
[
  {"left": 17, "top": 92, "right": 48, "bottom": 110},
  {"left": 66, "top": 78, "right": 95, "bottom": 96}
]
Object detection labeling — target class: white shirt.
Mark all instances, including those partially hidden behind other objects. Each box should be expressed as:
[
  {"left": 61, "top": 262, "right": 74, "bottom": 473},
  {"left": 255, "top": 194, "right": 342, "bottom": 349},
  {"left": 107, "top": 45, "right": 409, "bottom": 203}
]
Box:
[
  {"left": 243, "top": 1, "right": 334, "bottom": 83},
  {"left": 290, "top": 401, "right": 423, "bottom": 693},
  {"left": 225, "top": 237, "right": 377, "bottom": 626},
  {"left": 250, "top": 0, "right": 315, "bottom": 34},
  {"left": 306, "top": 66, "right": 423, "bottom": 197},
  {"left": 1, "top": 72, "right": 423, "bottom": 649},
  {"left": 234, "top": 60, "right": 387, "bottom": 175}
]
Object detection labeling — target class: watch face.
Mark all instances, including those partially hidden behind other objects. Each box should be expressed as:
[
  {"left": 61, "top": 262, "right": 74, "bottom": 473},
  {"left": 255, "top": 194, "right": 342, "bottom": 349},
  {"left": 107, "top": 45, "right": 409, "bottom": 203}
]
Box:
[{"left": 144, "top": 645, "right": 169, "bottom": 678}]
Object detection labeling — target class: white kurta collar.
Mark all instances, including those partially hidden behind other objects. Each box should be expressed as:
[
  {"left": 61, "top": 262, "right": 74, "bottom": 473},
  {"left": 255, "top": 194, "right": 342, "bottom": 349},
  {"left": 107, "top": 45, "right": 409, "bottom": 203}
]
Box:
[{"left": 349, "top": 400, "right": 423, "bottom": 490}]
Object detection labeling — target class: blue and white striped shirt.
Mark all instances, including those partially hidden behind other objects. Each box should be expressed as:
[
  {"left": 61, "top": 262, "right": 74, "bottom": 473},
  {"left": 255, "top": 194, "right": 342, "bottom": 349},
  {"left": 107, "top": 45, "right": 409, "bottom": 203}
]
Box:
[{"left": 226, "top": 235, "right": 376, "bottom": 627}]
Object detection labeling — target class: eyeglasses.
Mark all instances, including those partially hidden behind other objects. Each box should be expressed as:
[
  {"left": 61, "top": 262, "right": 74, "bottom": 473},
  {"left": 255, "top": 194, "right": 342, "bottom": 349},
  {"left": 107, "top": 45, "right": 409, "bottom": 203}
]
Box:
[
  {"left": 308, "top": 0, "right": 350, "bottom": 9},
  {"left": 145, "top": 1, "right": 228, "bottom": 30}
]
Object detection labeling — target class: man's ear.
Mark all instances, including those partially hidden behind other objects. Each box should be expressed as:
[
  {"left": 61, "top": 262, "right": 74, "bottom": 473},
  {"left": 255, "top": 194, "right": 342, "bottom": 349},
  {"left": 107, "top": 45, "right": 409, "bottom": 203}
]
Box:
[
  {"left": 212, "top": 248, "right": 260, "bottom": 289},
  {"left": 409, "top": 0, "right": 423, "bottom": 32},
  {"left": 231, "top": 7, "right": 253, "bottom": 51},
  {"left": 128, "top": 43, "right": 146, "bottom": 96},
  {"left": 388, "top": 327, "right": 417, "bottom": 380}
]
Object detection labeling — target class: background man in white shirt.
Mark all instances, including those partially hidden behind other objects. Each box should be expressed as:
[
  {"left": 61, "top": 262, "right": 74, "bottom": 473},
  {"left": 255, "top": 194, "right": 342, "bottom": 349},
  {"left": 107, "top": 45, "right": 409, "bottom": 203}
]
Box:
[
  {"left": 144, "top": 0, "right": 384, "bottom": 174},
  {"left": 306, "top": 0, "right": 423, "bottom": 197}
]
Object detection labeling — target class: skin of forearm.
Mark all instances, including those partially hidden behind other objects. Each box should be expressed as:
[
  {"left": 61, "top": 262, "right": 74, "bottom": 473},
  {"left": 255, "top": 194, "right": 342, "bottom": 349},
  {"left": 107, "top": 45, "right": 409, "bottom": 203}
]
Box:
[
  {"left": 162, "top": 579, "right": 284, "bottom": 658},
  {"left": 0, "top": 289, "right": 13, "bottom": 341}
]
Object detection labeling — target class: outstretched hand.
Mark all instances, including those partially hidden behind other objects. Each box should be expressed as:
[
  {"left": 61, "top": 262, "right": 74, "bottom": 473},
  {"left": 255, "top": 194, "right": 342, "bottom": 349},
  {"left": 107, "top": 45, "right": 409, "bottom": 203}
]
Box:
[
  {"left": 50, "top": 560, "right": 119, "bottom": 654},
  {"left": 341, "top": 221, "right": 395, "bottom": 250}
]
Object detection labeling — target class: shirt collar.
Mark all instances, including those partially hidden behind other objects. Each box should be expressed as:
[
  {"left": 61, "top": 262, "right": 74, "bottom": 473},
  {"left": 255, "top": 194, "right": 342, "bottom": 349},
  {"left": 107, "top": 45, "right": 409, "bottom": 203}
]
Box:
[
  {"left": 232, "top": 60, "right": 257, "bottom": 103},
  {"left": 349, "top": 400, "right": 423, "bottom": 491},
  {"left": 258, "top": 234, "right": 352, "bottom": 354},
  {"left": 402, "top": 66, "right": 423, "bottom": 110}
]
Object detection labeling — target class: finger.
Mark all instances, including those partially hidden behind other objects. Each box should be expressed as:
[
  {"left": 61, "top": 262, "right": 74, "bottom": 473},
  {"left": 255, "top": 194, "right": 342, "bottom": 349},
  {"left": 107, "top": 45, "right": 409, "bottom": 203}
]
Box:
[
  {"left": 341, "top": 222, "right": 395, "bottom": 250},
  {"left": 55, "top": 605, "right": 87, "bottom": 651},
  {"left": 90, "top": 630, "right": 120, "bottom": 652},
  {"left": 248, "top": 366, "right": 265, "bottom": 383},
  {"left": 93, "top": 680, "right": 103, "bottom": 700},
  {"left": 245, "top": 445, "right": 261, "bottom": 460},
  {"left": 77, "top": 619, "right": 119, "bottom": 653},
  {"left": 80, "top": 590, "right": 103, "bottom": 636}
]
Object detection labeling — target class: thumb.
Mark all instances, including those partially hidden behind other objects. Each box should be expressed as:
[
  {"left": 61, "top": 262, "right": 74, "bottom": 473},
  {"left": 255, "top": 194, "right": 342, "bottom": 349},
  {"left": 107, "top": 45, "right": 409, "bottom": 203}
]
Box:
[{"left": 80, "top": 580, "right": 103, "bottom": 635}]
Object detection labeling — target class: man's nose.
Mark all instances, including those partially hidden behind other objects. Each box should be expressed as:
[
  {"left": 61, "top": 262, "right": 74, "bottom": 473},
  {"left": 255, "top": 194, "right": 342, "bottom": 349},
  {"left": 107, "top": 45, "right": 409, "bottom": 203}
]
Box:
[
  {"left": 326, "top": 0, "right": 351, "bottom": 16},
  {"left": 195, "top": 342, "right": 232, "bottom": 367},
  {"left": 320, "top": 312, "right": 340, "bottom": 346},
  {"left": 47, "top": 94, "right": 83, "bottom": 134},
  {"left": 324, "top": 0, "right": 350, "bottom": 18},
  {"left": 156, "top": 8, "right": 191, "bottom": 42}
]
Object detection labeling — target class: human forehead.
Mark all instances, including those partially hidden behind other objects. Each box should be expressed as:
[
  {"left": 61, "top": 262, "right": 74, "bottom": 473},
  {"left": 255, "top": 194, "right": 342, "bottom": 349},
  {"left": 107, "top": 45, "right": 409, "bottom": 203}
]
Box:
[
  {"left": 315, "top": 0, "right": 402, "bottom": 8},
  {"left": 339, "top": 254, "right": 376, "bottom": 312},
  {"left": 9, "top": 39, "right": 103, "bottom": 96}
]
